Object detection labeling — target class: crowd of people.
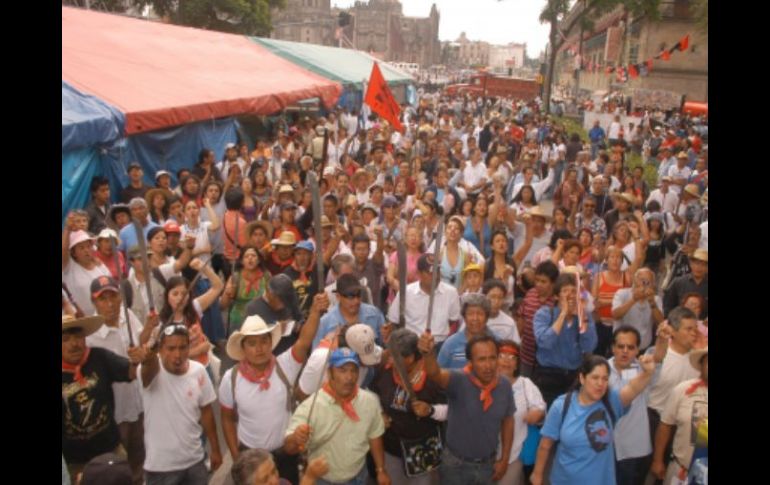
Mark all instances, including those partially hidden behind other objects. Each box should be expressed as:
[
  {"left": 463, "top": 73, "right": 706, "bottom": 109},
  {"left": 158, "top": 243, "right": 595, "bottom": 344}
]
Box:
[{"left": 62, "top": 91, "right": 708, "bottom": 485}]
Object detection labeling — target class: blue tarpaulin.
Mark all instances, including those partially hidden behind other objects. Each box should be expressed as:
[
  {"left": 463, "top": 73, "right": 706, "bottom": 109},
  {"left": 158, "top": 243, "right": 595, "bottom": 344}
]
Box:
[
  {"left": 62, "top": 81, "right": 125, "bottom": 152},
  {"left": 61, "top": 118, "right": 239, "bottom": 225}
]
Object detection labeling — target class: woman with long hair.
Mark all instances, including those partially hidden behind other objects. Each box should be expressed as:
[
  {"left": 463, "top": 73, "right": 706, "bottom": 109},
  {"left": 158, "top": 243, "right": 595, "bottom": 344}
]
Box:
[
  {"left": 484, "top": 229, "right": 532, "bottom": 310},
  {"left": 463, "top": 196, "right": 495, "bottom": 258},
  {"left": 497, "top": 340, "right": 546, "bottom": 485},
  {"left": 510, "top": 185, "right": 538, "bottom": 217},
  {"left": 621, "top": 174, "right": 643, "bottom": 209},
  {"left": 239, "top": 176, "right": 260, "bottom": 223},
  {"left": 180, "top": 174, "right": 203, "bottom": 208},
  {"left": 531, "top": 354, "right": 656, "bottom": 485},
  {"left": 220, "top": 246, "right": 271, "bottom": 335},
  {"left": 201, "top": 180, "right": 226, "bottom": 277},
  {"left": 592, "top": 235, "right": 644, "bottom": 356},
  {"left": 159, "top": 259, "right": 223, "bottom": 370},
  {"left": 550, "top": 206, "right": 570, "bottom": 233},
  {"left": 434, "top": 216, "right": 484, "bottom": 290},
  {"left": 145, "top": 189, "right": 170, "bottom": 225},
  {"left": 577, "top": 228, "right": 602, "bottom": 278},
  {"left": 386, "top": 224, "right": 424, "bottom": 305},
  {"left": 252, "top": 170, "right": 271, "bottom": 207}
]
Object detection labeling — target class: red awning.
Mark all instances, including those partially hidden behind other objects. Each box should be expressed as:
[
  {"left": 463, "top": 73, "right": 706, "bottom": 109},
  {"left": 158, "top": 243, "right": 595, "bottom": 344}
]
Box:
[{"left": 62, "top": 7, "right": 342, "bottom": 135}]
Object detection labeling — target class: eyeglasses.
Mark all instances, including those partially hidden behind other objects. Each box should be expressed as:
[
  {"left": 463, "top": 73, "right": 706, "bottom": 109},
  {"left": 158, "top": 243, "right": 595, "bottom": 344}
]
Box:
[{"left": 340, "top": 292, "right": 362, "bottom": 299}]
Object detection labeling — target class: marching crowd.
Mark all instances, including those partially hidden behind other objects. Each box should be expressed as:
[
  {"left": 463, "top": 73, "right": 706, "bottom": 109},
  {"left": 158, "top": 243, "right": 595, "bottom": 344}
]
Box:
[{"left": 62, "top": 91, "right": 708, "bottom": 485}]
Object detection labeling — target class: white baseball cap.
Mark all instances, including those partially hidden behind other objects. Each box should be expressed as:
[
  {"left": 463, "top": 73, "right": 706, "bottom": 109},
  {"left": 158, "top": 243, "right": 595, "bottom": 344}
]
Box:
[{"left": 345, "top": 324, "right": 382, "bottom": 366}]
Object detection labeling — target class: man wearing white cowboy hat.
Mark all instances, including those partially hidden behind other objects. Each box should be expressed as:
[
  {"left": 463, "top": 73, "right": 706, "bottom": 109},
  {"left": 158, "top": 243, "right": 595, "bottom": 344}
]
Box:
[
  {"left": 265, "top": 230, "right": 298, "bottom": 276},
  {"left": 285, "top": 347, "right": 390, "bottom": 485},
  {"left": 219, "top": 293, "right": 329, "bottom": 484},
  {"left": 62, "top": 314, "right": 148, "bottom": 480},
  {"left": 137, "top": 324, "right": 222, "bottom": 484},
  {"left": 63, "top": 226, "right": 111, "bottom": 316},
  {"left": 652, "top": 346, "right": 707, "bottom": 484},
  {"left": 510, "top": 206, "right": 552, "bottom": 267}
]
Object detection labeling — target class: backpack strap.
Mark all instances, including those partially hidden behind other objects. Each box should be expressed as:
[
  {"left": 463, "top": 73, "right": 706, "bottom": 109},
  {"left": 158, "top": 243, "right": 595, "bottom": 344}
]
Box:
[
  {"left": 273, "top": 360, "right": 296, "bottom": 414},
  {"left": 554, "top": 390, "right": 574, "bottom": 443},
  {"left": 151, "top": 267, "right": 168, "bottom": 289},
  {"left": 230, "top": 367, "right": 239, "bottom": 420}
]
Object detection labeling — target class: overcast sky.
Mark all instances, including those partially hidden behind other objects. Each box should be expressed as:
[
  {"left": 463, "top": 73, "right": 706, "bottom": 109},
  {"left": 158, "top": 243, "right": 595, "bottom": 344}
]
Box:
[{"left": 332, "top": 0, "right": 551, "bottom": 58}]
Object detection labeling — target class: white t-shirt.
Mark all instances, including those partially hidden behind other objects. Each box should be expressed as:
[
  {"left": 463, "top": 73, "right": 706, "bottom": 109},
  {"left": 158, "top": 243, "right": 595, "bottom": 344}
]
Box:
[
  {"left": 699, "top": 221, "right": 708, "bottom": 250},
  {"left": 646, "top": 189, "right": 679, "bottom": 215},
  {"left": 138, "top": 359, "right": 217, "bottom": 472},
  {"left": 181, "top": 221, "right": 213, "bottom": 267},
  {"left": 487, "top": 311, "right": 521, "bottom": 344},
  {"left": 667, "top": 166, "right": 692, "bottom": 194},
  {"left": 386, "top": 281, "right": 461, "bottom": 342},
  {"left": 219, "top": 349, "right": 303, "bottom": 451},
  {"left": 502, "top": 377, "right": 545, "bottom": 464},
  {"left": 608, "top": 121, "right": 622, "bottom": 139},
  {"left": 647, "top": 347, "right": 699, "bottom": 413},
  {"left": 86, "top": 307, "right": 145, "bottom": 424},
  {"left": 609, "top": 359, "right": 653, "bottom": 460},
  {"left": 462, "top": 162, "right": 488, "bottom": 190},
  {"left": 62, "top": 261, "right": 111, "bottom": 316},
  {"left": 612, "top": 289, "right": 662, "bottom": 350}
]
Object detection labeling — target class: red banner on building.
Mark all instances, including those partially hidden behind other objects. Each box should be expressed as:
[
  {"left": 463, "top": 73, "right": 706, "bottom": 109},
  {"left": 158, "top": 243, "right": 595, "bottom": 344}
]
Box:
[{"left": 364, "top": 62, "right": 404, "bottom": 133}]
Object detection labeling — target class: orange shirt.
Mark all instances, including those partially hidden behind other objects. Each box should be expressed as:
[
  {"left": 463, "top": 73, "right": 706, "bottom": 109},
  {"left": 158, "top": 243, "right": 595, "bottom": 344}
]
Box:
[{"left": 223, "top": 210, "right": 248, "bottom": 260}]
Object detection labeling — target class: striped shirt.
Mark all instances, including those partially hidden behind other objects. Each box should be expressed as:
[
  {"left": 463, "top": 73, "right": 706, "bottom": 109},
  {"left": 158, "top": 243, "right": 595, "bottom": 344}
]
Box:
[{"left": 519, "top": 288, "right": 555, "bottom": 366}]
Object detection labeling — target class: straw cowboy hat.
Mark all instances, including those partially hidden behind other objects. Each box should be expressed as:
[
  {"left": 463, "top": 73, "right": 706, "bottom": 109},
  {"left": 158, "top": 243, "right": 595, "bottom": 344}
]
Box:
[
  {"left": 246, "top": 220, "right": 273, "bottom": 239},
  {"left": 226, "top": 315, "right": 283, "bottom": 360},
  {"left": 612, "top": 192, "right": 637, "bottom": 205},
  {"left": 62, "top": 314, "right": 105, "bottom": 337},
  {"left": 271, "top": 231, "right": 297, "bottom": 247},
  {"left": 525, "top": 206, "right": 551, "bottom": 221},
  {"left": 683, "top": 184, "right": 701, "bottom": 198}
]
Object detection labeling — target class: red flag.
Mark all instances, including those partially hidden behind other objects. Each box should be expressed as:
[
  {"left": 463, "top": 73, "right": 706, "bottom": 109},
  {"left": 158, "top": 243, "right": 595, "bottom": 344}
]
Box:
[
  {"left": 661, "top": 50, "right": 671, "bottom": 61},
  {"left": 364, "top": 62, "right": 404, "bottom": 133},
  {"left": 628, "top": 64, "right": 639, "bottom": 78},
  {"left": 679, "top": 35, "right": 689, "bottom": 51}
]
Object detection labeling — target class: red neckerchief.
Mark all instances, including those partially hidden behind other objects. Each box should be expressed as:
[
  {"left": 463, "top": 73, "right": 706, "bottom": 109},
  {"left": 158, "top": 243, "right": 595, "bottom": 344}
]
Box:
[
  {"left": 271, "top": 251, "right": 293, "bottom": 269},
  {"left": 241, "top": 269, "right": 265, "bottom": 295},
  {"left": 685, "top": 379, "right": 707, "bottom": 396},
  {"left": 463, "top": 363, "right": 498, "bottom": 412},
  {"left": 323, "top": 382, "right": 360, "bottom": 421},
  {"left": 291, "top": 254, "right": 315, "bottom": 283},
  {"left": 386, "top": 359, "right": 427, "bottom": 392},
  {"left": 238, "top": 356, "right": 276, "bottom": 391},
  {"left": 62, "top": 347, "right": 91, "bottom": 386}
]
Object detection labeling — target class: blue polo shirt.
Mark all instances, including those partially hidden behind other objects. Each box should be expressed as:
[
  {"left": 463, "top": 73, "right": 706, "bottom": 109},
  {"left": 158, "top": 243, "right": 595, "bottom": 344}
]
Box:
[
  {"left": 312, "top": 303, "right": 385, "bottom": 350},
  {"left": 437, "top": 329, "right": 496, "bottom": 370},
  {"left": 533, "top": 305, "right": 597, "bottom": 370},
  {"left": 118, "top": 220, "right": 160, "bottom": 253}
]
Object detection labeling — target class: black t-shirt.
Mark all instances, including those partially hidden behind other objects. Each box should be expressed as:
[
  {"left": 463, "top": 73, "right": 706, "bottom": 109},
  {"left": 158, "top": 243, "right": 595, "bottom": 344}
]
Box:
[
  {"left": 62, "top": 347, "right": 131, "bottom": 464},
  {"left": 119, "top": 184, "right": 149, "bottom": 204},
  {"left": 281, "top": 265, "right": 322, "bottom": 321},
  {"left": 370, "top": 364, "right": 447, "bottom": 458}
]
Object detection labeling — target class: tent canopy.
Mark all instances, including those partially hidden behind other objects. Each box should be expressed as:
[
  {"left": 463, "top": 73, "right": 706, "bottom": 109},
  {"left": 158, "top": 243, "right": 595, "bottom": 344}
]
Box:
[
  {"left": 62, "top": 81, "right": 125, "bottom": 151},
  {"left": 252, "top": 38, "right": 414, "bottom": 91},
  {"left": 62, "top": 7, "right": 341, "bottom": 135}
]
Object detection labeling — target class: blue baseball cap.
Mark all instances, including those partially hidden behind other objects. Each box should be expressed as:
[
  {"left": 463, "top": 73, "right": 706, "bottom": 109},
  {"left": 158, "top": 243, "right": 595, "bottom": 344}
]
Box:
[
  {"left": 294, "top": 240, "right": 315, "bottom": 252},
  {"left": 329, "top": 348, "right": 360, "bottom": 368}
]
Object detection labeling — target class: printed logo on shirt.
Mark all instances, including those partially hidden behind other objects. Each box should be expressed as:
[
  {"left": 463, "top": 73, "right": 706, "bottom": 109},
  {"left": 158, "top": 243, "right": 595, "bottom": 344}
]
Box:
[
  {"left": 690, "top": 400, "right": 708, "bottom": 445},
  {"left": 585, "top": 408, "right": 612, "bottom": 452},
  {"left": 390, "top": 387, "right": 410, "bottom": 412}
]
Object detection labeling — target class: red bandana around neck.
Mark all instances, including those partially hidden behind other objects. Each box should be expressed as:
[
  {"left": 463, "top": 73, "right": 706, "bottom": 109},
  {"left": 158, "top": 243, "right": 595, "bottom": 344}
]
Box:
[
  {"left": 463, "top": 363, "right": 498, "bottom": 412},
  {"left": 386, "top": 359, "right": 427, "bottom": 393},
  {"left": 685, "top": 379, "right": 707, "bottom": 396},
  {"left": 241, "top": 270, "right": 265, "bottom": 296},
  {"left": 62, "top": 347, "right": 91, "bottom": 386},
  {"left": 323, "top": 382, "right": 360, "bottom": 421},
  {"left": 238, "top": 356, "right": 276, "bottom": 391}
]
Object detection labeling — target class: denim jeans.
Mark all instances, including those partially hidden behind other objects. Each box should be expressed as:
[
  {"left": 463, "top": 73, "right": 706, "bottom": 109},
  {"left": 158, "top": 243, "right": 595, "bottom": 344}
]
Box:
[
  {"left": 145, "top": 460, "right": 208, "bottom": 485},
  {"left": 615, "top": 454, "right": 652, "bottom": 485},
  {"left": 439, "top": 447, "right": 494, "bottom": 485}
]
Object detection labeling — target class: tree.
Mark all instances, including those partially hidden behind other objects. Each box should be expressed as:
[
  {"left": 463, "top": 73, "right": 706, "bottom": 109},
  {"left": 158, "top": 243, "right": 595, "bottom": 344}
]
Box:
[
  {"left": 538, "top": 0, "right": 660, "bottom": 114},
  {"left": 137, "top": 0, "right": 286, "bottom": 36}
]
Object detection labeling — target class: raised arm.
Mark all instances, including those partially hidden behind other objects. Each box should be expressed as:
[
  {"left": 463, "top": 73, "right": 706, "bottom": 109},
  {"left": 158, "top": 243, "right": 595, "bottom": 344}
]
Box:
[
  {"left": 203, "top": 198, "right": 220, "bottom": 231},
  {"left": 618, "top": 354, "right": 656, "bottom": 406},
  {"left": 417, "top": 331, "right": 451, "bottom": 389},
  {"left": 191, "top": 260, "right": 224, "bottom": 312},
  {"left": 512, "top": 217, "right": 534, "bottom": 269},
  {"left": 292, "top": 293, "right": 330, "bottom": 362}
]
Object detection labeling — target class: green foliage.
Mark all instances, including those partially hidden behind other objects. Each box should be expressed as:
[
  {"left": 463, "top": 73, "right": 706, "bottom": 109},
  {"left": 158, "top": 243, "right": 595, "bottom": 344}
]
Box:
[
  {"left": 136, "top": 0, "right": 286, "bottom": 36},
  {"left": 553, "top": 115, "right": 588, "bottom": 140},
  {"left": 625, "top": 151, "right": 658, "bottom": 189}
]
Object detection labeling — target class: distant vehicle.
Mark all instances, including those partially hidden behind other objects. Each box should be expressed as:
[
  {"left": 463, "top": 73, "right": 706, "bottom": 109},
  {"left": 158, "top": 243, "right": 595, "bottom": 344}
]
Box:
[{"left": 444, "top": 73, "right": 539, "bottom": 101}]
